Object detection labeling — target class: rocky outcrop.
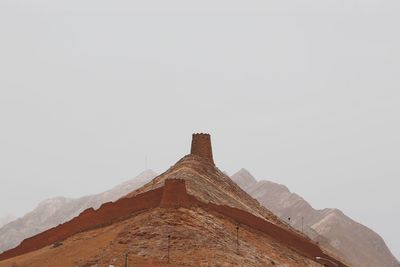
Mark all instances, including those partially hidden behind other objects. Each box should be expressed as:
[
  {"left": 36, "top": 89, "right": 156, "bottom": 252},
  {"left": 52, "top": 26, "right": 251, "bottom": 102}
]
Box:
[{"left": 231, "top": 169, "right": 399, "bottom": 267}]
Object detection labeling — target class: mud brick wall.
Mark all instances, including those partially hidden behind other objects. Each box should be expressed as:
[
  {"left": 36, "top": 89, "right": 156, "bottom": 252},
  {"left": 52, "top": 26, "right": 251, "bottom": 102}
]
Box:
[{"left": 190, "top": 133, "right": 214, "bottom": 165}]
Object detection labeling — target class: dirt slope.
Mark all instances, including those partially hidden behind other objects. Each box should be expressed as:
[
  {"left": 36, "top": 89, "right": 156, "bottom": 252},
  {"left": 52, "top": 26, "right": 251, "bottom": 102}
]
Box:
[
  {"left": 0, "top": 170, "right": 157, "bottom": 254},
  {"left": 0, "top": 132, "right": 349, "bottom": 266},
  {"left": 0, "top": 206, "right": 323, "bottom": 267}
]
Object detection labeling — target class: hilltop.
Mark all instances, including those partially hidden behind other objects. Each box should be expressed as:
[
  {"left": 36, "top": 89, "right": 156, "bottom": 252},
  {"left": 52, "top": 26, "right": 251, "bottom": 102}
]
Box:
[{"left": 0, "top": 134, "right": 347, "bottom": 266}]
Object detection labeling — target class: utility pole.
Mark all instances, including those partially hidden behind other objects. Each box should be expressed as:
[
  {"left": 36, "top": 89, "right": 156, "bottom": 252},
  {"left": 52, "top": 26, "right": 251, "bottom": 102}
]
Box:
[
  {"left": 236, "top": 225, "right": 239, "bottom": 254},
  {"left": 124, "top": 252, "right": 129, "bottom": 267},
  {"left": 167, "top": 235, "right": 171, "bottom": 264}
]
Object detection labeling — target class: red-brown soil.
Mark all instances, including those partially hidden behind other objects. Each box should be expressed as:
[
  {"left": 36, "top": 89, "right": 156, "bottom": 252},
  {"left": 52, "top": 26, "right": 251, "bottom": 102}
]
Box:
[
  {"left": 0, "top": 179, "right": 347, "bottom": 266},
  {"left": 0, "top": 206, "right": 323, "bottom": 267},
  {"left": 0, "top": 148, "right": 351, "bottom": 267},
  {"left": 0, "top": 186, "right": 163, "bottom": 261}
]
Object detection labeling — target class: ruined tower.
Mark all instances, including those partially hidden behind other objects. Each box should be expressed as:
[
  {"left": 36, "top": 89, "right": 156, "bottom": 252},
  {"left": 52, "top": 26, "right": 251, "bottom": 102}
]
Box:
[{"left": 190, "top": 133, "right": 214, "bottom": 165}]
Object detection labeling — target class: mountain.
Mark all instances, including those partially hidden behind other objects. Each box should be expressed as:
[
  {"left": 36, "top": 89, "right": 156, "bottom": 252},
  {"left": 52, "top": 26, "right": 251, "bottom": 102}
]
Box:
[
  {"left": 231, "top": 168, "right": 399, "bottom": 267},
  {"left": 0, "top": 170, "right": 157, "bottom": 254},
  {"left": 0, "top": 215, "right": 15, "bottom": 229},
  {"left": 0, "top": 134, "right": 347, "bottom": 266}
]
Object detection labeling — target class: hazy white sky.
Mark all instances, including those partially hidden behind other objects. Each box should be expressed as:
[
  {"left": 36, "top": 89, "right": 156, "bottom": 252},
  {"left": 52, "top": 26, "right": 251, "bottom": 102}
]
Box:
[{"left": 0, "top": 0, "right": 399, "bottom": 259}]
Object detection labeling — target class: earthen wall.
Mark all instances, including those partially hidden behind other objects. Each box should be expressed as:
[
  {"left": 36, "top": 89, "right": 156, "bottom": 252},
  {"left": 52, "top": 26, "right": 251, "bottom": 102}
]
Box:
[{"left": 0, "top": 180, "right": 347, "bottom": 267}]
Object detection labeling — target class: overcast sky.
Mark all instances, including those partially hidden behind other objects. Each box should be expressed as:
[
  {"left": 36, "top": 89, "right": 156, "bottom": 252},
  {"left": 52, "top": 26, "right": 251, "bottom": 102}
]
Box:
[{"left": 0, "top": 0, "right": 399, "bottom": 259}]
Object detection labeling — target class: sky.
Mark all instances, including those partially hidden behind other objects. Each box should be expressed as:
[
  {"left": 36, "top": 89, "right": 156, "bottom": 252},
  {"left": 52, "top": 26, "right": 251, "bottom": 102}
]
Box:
[{"left": 0, "top": 0, "right": 399, "bottom": 260}]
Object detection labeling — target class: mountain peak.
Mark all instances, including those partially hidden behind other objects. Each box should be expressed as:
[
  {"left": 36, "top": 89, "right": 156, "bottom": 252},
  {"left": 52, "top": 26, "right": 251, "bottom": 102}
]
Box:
[
  {"left": 126, "top": 154, "right": 266, "bottom": 217},
  {"left": 231, "top": 168, "right": 257, "bottom": 190},
  {"left": 234, "top": 168, "right": 256, "bottom": 178},
  {"left": 234, "top": 175, "right": 399, "bottom": 267}
]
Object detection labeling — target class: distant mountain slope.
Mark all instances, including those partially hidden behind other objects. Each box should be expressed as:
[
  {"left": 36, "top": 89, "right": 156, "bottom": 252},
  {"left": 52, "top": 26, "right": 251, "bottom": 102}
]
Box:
[
  {"left": 0, "top": 215, "right": 15, "bottom": 229},
  {"left": 0, "top": 170, "right": 157, "bottom": 253},
  {"left": 231, "top": 168, "right": 399, "bottom": 267}
]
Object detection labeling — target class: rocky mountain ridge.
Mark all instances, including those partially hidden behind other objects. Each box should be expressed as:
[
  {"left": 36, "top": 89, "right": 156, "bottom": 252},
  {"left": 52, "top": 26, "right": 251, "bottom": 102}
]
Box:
[
  {"left": 0, "top": 170, "right": 157, "bottom": 253},
  {"left": 231, "top": 168, "right": 399, "bottom": 267},
  {"left": 0, "top": 215, "right": 15, "bottom": 229}
]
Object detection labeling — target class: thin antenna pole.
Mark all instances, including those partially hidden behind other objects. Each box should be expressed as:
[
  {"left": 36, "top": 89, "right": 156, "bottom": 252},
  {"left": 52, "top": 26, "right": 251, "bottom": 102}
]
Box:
[
  {"left": 125, "top": 252, "right": 129, "bottom": 267},
  {"left": 236, "top": 225, "right": 239, "bottom": 254},
  {"left": 167, "top": 235, "right": 171, "bottom": 264}
]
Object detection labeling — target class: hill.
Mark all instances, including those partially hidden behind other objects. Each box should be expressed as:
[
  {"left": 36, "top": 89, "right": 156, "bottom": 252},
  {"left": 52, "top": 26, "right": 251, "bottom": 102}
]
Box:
[
  {"left": 232, "top": 168, "right": 399, "bottom": 267},
  {"left": 0, "top": 134, "right": 347, "bottom": 266}
]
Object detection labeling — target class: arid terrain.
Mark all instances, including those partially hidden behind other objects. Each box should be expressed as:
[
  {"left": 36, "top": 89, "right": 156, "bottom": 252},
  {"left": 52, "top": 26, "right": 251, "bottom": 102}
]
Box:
[
  {"left": 0, "top": 134, "right": 347, "bottom": 266},
  {"left": 1, "top": 160, "right": 397, "bottom": 266},
  {"left": 0, "top": 170, "right": 157, "bottom": 254},
  {"left": 0, "top": 206, "right": 322, "bottom": 267},
  {"left": 232, "top": 169, "right": 399, "bottom": 267}
]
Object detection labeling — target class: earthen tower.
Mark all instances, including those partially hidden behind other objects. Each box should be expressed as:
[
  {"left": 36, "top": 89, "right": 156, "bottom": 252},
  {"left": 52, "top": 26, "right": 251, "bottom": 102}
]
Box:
[{"left": 190, "top": 133, "right": 214, "bottom": 165}]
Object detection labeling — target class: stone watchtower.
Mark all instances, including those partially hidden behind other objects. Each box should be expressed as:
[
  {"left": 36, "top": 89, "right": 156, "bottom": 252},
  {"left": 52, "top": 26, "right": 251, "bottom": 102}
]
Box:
[{"left": 190, "top": 133, "right": 214, "bottom": 165}]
